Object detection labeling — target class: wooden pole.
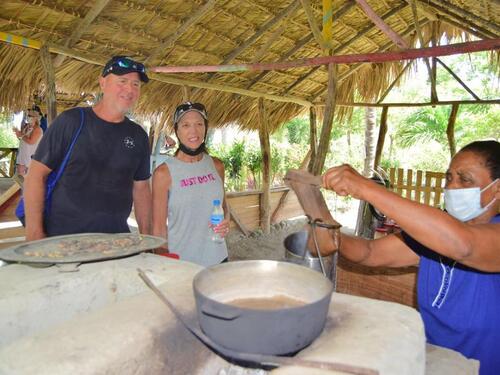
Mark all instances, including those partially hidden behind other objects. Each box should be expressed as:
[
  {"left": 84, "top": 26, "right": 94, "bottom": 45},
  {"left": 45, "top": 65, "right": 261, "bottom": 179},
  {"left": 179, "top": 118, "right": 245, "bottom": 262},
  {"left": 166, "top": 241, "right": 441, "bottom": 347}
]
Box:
[
  {"left": 354, "top": 0, "right": 408, "bottom": 49},
  {"left": 446, "top": 104, "right": 459, "bottom": 158},
  {"left": 312, "top": 63, "right": 337, "bottom": 175},
  {"left": 374, "top": 106, "right": 388, "bottom": 169},
  {"left": 377, "top": 61, "right": 413, "bottom": 103},
  {"left": 145, "top": 0, "right": 216, "bottom": 64},
  {"left": 300, "top": 0, "right": 331, "bottom": 50},
  {"left": 318, "top": 99, "right": 500, "bottom": 107},
  {"left": 151, "top": 39, "right": 500, "bottom": 73},
  {"left": 308, "top": 106, "right": 318, "bottom": 172},
  {"left": 53, "top": 0, "right": 112, "bottom": 67},
  {"left": 258, "top": 98, "right": 271, "bottom": 234},
  {"left": 436, "top": 58, "right": 480, "bottom": 100},
  {"left": 39, "top": 44, "right": 57, "bottom": 124}
]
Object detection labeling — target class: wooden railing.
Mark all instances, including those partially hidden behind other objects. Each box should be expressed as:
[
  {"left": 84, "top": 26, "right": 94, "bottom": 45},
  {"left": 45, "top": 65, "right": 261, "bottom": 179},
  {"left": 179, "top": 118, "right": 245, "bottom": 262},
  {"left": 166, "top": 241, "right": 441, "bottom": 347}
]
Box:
[
  {"left": 0, "top": 148, "right": 18, "bottom": 178},
  {"left": 389, "top": 167, "right": 446, "bottom": 208}
]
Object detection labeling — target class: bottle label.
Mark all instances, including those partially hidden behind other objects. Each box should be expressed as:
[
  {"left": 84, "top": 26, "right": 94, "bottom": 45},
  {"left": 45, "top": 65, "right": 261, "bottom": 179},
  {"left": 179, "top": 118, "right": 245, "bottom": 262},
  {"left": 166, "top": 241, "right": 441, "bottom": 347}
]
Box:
[{"left": 210, "top": 214, "right": 223, "bottom": 225}]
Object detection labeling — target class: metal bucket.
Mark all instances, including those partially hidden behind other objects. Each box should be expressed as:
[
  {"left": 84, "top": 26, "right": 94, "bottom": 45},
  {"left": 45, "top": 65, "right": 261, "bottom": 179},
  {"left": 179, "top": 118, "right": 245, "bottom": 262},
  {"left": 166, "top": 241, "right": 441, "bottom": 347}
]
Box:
[{"left": 284, "top": 230, "right": 337, "bottom": 285}]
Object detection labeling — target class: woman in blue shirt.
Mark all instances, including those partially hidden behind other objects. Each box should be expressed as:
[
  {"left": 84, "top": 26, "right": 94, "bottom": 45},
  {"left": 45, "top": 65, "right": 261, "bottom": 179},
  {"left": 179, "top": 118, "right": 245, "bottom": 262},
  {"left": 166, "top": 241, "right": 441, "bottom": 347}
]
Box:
[{"left": 322, "top": 140, "right": 500, "bottom": 375}]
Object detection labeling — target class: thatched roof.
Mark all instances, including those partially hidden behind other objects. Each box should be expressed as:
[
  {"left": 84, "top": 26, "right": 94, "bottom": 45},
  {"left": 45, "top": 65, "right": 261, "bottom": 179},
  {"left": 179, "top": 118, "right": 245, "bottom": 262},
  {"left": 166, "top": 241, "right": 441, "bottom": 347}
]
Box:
[{"left": 0, "top": 0, "right": 498, "bottom": 132}]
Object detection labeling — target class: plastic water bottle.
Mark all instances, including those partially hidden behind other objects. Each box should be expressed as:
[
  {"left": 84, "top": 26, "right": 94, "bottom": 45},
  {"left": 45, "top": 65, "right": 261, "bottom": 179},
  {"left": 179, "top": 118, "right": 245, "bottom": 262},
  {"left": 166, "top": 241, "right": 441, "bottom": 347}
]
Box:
[{"left": 210, "top": 199, "right": 224, "bottom": 243}]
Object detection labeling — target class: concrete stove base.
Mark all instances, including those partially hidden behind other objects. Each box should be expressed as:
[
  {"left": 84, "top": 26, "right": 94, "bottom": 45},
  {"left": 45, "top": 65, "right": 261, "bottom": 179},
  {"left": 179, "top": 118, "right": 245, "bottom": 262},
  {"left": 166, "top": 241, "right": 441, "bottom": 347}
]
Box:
[{"left": 0, "top": 254, "right": 477, "bottom": 374}]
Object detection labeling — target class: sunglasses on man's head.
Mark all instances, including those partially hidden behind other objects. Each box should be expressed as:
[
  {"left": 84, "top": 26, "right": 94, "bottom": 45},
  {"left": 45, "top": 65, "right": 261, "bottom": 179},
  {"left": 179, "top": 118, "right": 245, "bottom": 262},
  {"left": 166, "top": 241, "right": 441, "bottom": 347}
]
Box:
[{"left": 104, "top": 57, "right": 146, "bottom": 75}]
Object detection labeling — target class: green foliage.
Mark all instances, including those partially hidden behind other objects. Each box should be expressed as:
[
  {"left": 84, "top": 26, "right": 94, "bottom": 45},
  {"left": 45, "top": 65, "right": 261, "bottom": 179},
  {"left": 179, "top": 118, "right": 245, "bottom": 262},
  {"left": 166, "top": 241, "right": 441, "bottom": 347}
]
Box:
[
  {"left": 0, "top": 111, "right": 19, "bottom": 147},
  {"left": 285, "top": 117, "right": 309, "bottom": 144}
]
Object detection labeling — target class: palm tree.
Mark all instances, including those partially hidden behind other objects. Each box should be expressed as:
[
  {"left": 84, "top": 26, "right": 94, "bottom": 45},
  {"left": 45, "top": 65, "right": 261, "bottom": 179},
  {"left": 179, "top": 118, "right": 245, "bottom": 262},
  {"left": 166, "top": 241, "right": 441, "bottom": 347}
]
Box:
[{"left": 396, "top": 106, "right": 453, "bottom": 148}]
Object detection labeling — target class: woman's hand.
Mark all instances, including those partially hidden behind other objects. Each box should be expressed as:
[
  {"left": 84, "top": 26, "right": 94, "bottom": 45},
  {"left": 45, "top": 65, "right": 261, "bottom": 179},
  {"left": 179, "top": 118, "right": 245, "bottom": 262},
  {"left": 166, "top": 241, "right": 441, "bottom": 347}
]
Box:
[
  {"left": 322, "top": 164, "right": 371, "bottom": 200},
  {"left": 211, "top": 217, "right": 231, "bottom": 238}
]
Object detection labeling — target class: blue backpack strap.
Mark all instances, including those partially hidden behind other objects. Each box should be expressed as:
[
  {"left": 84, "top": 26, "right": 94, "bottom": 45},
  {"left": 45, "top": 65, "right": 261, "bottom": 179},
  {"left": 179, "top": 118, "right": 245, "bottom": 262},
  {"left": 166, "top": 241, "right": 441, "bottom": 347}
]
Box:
[{"left": 46, "top": 108, "right": 85, "bottom": 192}]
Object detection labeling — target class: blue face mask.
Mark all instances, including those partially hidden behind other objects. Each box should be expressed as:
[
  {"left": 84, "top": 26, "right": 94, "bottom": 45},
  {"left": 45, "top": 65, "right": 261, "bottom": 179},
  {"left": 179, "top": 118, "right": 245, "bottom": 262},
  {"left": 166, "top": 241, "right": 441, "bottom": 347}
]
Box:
[{"left": 444, "top": 179, "right": 498, "bottom": 222}]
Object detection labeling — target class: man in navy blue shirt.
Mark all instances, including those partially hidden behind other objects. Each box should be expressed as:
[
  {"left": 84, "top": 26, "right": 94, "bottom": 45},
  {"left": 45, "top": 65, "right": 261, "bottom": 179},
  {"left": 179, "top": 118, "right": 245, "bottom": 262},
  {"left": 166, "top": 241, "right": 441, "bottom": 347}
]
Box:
[{"left": 24, "top": 56, "right": 152, "bottom": 240}]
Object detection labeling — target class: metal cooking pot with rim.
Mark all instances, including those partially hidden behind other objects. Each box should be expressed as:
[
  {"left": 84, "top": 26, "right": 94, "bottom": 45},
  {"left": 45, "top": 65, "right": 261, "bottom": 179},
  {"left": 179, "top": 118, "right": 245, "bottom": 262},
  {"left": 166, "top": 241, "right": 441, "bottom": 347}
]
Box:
[{"left": 192, "top": 260, "right": 333, "bottom": 355}]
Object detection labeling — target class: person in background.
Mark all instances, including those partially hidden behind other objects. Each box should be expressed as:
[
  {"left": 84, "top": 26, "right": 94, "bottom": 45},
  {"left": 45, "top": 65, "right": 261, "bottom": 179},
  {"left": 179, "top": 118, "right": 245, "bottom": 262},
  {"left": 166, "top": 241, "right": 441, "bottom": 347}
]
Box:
[
  {"left": 322, "top": 140, "right": 500, "bottom": 375},
  {"left": 13, "top": 105, "right": 43, "bottom": 176},
  {"left": 152, "top": 102, "right": 230, "bottom": 266},
  {"left": 23, "top": 56, "right": 152, "bottom": 240}
]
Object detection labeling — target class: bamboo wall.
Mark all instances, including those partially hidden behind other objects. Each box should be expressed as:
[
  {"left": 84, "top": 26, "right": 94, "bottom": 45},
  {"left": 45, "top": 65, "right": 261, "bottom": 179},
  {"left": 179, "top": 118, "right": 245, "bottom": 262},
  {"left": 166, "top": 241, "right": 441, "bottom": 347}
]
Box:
[{"left": 227, "top": 187, "right": 303, "bottom": 232}]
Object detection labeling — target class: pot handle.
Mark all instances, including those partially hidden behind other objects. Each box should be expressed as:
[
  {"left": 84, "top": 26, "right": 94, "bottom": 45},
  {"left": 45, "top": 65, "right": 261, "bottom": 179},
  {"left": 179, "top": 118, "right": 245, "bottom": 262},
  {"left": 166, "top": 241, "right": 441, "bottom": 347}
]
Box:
[{"left": 201, "top": 304, "right": 240, "bottom": 320}]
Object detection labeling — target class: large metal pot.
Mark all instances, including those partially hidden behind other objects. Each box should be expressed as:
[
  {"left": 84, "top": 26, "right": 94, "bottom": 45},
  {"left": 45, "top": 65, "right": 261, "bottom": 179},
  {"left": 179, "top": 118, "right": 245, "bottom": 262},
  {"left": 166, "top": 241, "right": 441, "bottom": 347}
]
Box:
[
  {"left": 284, "top": 230, "right": 337, "bottom": 282},
  {"left": 192, "top": 260, "right": 333, "bottom": 355}
]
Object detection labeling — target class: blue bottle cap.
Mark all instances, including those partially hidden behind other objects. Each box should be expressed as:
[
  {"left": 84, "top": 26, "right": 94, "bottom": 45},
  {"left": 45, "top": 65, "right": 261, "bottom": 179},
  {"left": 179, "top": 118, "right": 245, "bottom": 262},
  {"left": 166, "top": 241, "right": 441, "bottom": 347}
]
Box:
[{"left": 213, "top": 199, "right": 220, "bottom": 205}]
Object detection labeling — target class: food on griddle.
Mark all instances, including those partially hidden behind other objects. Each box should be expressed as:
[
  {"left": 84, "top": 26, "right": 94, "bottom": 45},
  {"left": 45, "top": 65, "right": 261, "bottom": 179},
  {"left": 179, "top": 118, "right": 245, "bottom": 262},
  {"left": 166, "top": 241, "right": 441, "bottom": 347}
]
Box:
[{"left": 21, "top": 235, "right": 143, "bottom": 258}]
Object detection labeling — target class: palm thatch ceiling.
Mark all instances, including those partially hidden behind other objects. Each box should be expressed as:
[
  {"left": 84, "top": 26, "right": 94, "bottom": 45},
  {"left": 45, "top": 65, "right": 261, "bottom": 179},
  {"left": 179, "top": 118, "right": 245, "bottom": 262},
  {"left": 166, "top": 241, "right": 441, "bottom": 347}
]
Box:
[{"left": 0, "top": 0, "right": 498, "bottom": 132}]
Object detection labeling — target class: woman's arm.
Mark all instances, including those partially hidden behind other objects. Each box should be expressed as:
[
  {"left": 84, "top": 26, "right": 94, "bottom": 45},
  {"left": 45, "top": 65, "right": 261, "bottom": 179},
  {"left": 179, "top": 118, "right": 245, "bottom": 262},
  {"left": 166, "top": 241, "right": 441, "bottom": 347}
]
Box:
[
  {"left": 152, "top": 163, "right": 171, "bottom": 251},
  {"left": 340, "top": 232, "right": 419, "bottom": 267},
  {"left": 212, "top": 157, "right": 231, "bottom": 238},
  {"left": 323, "top": 164, "right": 500, "bottom": 272}
]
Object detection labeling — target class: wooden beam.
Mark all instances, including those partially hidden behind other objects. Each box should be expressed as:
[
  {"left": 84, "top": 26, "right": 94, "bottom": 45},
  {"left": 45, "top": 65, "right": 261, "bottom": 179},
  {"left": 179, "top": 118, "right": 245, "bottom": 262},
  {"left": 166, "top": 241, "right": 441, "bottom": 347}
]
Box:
[
  {"left": 312, "top": 63, "right": 337, "bottom": 175},
  {"left": 438, "top": 15, "right": 494, "bottom": 40},
  {"left": 223, "top": 0, "right": 300, "bottom": 65},
  {"left": 150, "top": 39, "right": 500, "bottom": 73},
  {"left": 429, "top": 0, "right": 500, "bottom": 35},
  {"left": 374, "top": 106, "right": 388, "bottom": 169},
  {"left": 284, "top": 3, "right": 408, "bottom": 94},
  {"left": 446, "top": 104, "right": 459, "bottom": 158},
  {"left": 0, "top": 32, "right": 312, "bottom": 107},
  {"left": 354, "top": 0, "right": 408, "bottom": 49},
  {"left": 377, "top": 61, "right": 413, "bottom": 103},
  {"left": 39, "top": 44, "right": 57, "bottom": 124},
  {"left": 436, "top": 58, "right": 480, "bottom": 100},
  {"left": 329, "top": 99, "right": 500, "bottom": 107},
  {"left": 246, "top": 1, "right": 356, "bottom": 89},
  {"left": 53, "top": 0, "right": 112, "bottom": 67},
  {"left": 251, "top": 25, "right": 285, "bottom": 63},
  {"left": 300, "top": 0, "right": 331, "bottom": 50},
  {"left": 322, "top": 0, "right": 334, "bottom": 43},
  {"left": 423, "top": 3, "right": 498, "bottom": 39},
  {"left": 258, "top": 98, "right": 271, "bottom": 234},
  {"left": 145, "top": 0, "right": 216, "bottom": 64},
  {"left": 308, "top": 106, "right": 318, "bottom": 172},
  {"left": 228, "top": 204, "right": 250, "bottom": 236},
  {"left": 246, "top": 34, "right": 314, "bottom": 89}
]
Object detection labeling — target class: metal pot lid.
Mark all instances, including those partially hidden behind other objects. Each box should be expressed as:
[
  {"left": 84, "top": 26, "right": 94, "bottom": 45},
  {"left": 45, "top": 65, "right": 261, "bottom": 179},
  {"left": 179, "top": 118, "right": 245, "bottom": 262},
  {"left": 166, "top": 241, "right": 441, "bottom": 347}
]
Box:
[{"left": 0, "top": 233, "right": 166, "bottom": 264}]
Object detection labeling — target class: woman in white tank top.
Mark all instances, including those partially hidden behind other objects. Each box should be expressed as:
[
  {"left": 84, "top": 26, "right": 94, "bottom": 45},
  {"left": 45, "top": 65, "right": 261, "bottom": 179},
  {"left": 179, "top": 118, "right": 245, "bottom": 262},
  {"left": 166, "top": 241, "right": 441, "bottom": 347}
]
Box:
[
  {"left": 14, "top": 107, "right": 43, "bottom": 176},
  {"left": 152, "top": 102, "right": 230, "bottom": 266}
]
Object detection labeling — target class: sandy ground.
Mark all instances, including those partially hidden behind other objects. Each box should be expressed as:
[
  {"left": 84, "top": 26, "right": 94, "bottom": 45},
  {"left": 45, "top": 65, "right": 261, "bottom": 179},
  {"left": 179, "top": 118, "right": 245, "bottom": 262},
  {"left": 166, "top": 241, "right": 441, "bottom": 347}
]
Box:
[{"left": 226, "top": 202, "right": 359, "bottom": 261}]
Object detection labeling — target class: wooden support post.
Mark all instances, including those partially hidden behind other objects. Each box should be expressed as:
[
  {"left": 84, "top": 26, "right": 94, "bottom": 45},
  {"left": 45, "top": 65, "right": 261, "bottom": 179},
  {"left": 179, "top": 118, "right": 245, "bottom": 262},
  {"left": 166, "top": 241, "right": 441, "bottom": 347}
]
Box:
[
  {"left": 39, "top": 44, "right": 57, "bottom": 124},
  {"left": 308, "top": 106, "right": 318, "bottom": 173},
  {"left": 258, "top": 98, "right": 271, "bottom": 234},
  {"left": 300, "top": 0, "right": 331, "bottom": 50},
  {"left": 374, "top": 106, "right": 388, "bottom": 169},
  {"left": 312, "top": 63, "right": 337, "bottom": 175},
  {"left": 446, "top": 104, "right": 459, "bottom": 158},
  {"left": 408, "top": 0, "right": 437, "bottom": 102}
]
